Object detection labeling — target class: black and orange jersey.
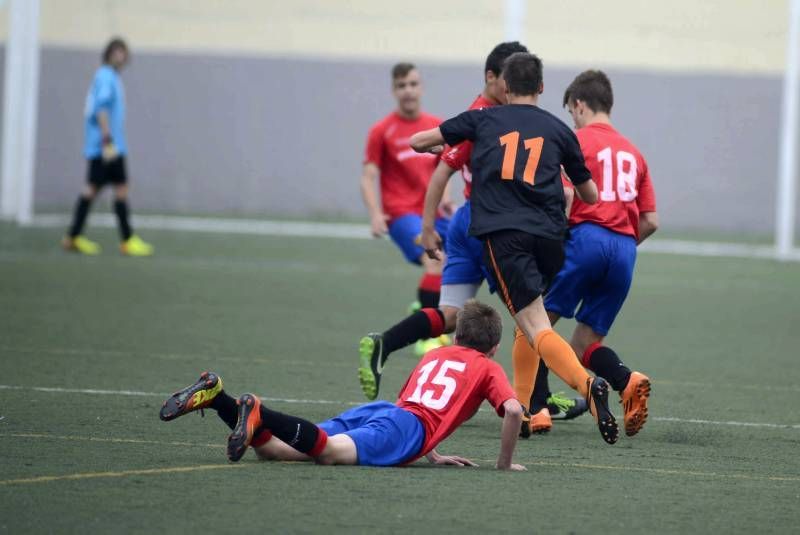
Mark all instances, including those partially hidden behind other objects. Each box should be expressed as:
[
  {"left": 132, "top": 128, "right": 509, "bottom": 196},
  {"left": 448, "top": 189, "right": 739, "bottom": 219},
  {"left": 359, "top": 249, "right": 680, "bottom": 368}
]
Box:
[{"left": 440, "top": 104, "right": 591, "bottom": 240}]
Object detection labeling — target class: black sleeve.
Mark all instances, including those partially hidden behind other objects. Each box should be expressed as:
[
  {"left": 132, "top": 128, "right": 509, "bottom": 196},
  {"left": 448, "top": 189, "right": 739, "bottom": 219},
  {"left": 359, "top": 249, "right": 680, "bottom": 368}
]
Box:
[
  {"left": 440, "top": 110, "right": 481, "bottom": 146},
  {"left": 561, "top": 128, "right": 592, "bottom": 186}
]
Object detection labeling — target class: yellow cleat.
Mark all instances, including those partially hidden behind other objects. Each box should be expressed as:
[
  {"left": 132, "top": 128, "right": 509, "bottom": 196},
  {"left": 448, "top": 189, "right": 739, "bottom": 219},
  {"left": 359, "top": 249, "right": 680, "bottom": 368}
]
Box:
[
  {"left": 62, "top": 235, "right": 101, "bottom": 255},
  {"left": 413, "top": 334, "right": 452, "bottom": 357},
  {"left": 120, "top": 234, "right": 154, "bottom": 256}
]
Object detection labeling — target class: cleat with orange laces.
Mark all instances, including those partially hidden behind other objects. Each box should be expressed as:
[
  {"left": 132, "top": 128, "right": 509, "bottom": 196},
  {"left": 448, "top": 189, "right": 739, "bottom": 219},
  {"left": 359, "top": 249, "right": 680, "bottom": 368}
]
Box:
[
  {"left": 159, "top": 372, "right": 222, "bottom": 421},
  {"left": 621, "top": 371, "right": 651, "bottom": 437},
  {"left": 227, "top": 393, "right": 263, "bottom": 462}
]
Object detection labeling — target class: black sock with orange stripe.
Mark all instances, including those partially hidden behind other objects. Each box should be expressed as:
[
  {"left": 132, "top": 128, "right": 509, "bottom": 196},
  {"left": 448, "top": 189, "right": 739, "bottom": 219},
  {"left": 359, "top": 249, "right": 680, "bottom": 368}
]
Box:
[
  {"left": 582, "top": 344, "right": 631, "bottom": 393},
  {"left": 382, "top": 308, "right": 445, "bottom": 357},
  {"left": 417, "top": 273, "right": 442, "bottom": 308},
  {"left": 209, "top": 390, "right": 238, "bottom": 430},
  {"left": 257, "top": 406, "right": 328, "bottom": 456}
]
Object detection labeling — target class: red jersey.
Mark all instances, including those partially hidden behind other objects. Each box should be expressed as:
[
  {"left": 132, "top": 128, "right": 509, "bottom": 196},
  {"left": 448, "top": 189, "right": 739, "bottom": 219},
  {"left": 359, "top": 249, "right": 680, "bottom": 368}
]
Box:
[
  {"left": 364, "top": 111, "right": 441, "bottom": 221},
  {"left": 441, "top": 94, "right": 499, "bottom": 199},
  {"left": 565, "top": 123, "right": 657, "bottom": 240},
  {"left": 395, "top": 345, "right": 516, "bottom": 461}
]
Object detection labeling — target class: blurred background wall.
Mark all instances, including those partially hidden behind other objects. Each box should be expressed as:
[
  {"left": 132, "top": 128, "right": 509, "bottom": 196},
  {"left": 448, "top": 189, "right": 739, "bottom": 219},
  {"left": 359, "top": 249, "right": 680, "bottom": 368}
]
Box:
[{"left": 0, "top": 0, "right": 796, "bottom": 235}]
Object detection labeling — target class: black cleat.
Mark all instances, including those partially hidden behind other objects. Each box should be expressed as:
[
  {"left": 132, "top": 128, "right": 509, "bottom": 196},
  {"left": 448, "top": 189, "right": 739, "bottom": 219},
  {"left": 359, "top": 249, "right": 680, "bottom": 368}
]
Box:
[
  {"left": 159, "top": 372, "right": 222, "bottom": 422},
  {"left": 587, "top": 377, "right": 619, "bottom": 445},
  {"left": 227, "top": 393, "right": 263, "bottom": 462}
]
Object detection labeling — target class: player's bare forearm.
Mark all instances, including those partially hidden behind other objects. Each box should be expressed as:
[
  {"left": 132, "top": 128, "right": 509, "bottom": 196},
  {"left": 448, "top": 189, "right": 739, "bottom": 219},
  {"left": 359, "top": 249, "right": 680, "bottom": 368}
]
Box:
[
  {"left": 410, "top": 127, "right": 445, "bottom": 153},
  {"left": 637, "top": 211, "right": 659, "bottom": 244},
  {"left": 426, "top": 449, "right": 478, "bottom": 467},
  {"left": 496, "top": 399, "right": 524, "bottom": 470},
  {"left": 564, "top": 185, "right": 575, "bottom": 216},
  {"left": 422, "top": 162, "right": 452, "bottom": 231},
  {"left": 574, "top": 180, "right": 598, "bottom": 204}
]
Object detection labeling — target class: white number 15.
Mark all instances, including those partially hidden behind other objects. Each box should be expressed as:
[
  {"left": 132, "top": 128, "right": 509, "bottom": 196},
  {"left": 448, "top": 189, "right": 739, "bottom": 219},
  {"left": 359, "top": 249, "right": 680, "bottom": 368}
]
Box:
[{"left": 406, "top": 359, "right": 466, "bottom": 410}]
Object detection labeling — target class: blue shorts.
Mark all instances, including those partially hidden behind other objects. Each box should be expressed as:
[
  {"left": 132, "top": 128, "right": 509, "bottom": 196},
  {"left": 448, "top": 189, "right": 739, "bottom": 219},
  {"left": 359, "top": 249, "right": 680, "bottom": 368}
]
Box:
[
  {"left": 441, "top": 202, "right": 496, "bottom": 292},
  {"left": 317, "top": 401, "right": 425, "bottom": 466},
  {"left": 545, "top": 223, "right": 637, "bottom": 336},
  {"left": 388, "top": 214, "right": 450, "bottom": 265}
]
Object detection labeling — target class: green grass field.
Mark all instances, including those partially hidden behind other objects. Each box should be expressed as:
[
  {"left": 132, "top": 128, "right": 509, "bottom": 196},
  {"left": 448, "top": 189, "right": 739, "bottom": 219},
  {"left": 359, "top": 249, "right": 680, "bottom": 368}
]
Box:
[{"left": 1, "top": 222, "right": 799, "bottom": 533}]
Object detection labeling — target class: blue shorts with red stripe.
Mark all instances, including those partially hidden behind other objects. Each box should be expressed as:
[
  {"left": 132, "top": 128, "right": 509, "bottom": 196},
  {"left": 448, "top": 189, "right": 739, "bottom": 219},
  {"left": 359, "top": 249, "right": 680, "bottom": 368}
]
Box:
[
  {"left": 317, "top": 401, "right": 425, "bottom": 466},
  {"left": 544, "top": 222, "right": 637, "bottom": 336}
]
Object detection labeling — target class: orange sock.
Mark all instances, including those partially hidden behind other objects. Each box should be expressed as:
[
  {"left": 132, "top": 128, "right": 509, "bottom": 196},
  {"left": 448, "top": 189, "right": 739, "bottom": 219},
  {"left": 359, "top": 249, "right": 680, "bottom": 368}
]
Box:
[
  {"left": 533, "top": 329, "right": 591, "bottom": 399},
  {"left": 512, "top": 327, "right": 540, "bottom": 409}
]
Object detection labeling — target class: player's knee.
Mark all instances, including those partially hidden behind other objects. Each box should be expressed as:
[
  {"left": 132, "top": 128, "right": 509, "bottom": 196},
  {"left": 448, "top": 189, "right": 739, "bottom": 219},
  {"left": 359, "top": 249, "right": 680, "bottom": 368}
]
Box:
[
  {"left": 113, "top": 185, "right": 128, "bottom": 200},
  {"left": 441, "top": 307, "right": 459, "bottom": 332}
]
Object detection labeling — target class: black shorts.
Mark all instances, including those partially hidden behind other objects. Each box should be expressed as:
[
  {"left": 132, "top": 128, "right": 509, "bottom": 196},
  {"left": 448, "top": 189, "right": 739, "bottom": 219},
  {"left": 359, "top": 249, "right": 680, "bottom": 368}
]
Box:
[
  {"left": 87, "top": 156, "right": 127, "bottom": 187},
  {"left": 481, "top": 229, "right": 565, "bottom": 315}
]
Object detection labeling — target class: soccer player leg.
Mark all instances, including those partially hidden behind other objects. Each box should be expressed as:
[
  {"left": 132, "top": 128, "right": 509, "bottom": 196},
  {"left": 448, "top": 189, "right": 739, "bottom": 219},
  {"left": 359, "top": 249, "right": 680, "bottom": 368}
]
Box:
[
  {"left": 483, "top": 231, "right": 618, "bottom": 444},
  {"left": 64, "top": 160, "right": 104, "bottom": 253},
  {"left": 573, "top": 235, "right": 650, "bottom": 436},
  {"left": 388, "top": 213, "right": 443, "bottom": 306}
]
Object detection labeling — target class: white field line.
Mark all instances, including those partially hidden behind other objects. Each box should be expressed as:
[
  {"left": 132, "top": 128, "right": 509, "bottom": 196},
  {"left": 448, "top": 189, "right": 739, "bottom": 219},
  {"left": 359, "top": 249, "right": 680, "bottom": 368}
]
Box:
[
  {"left": 1, "top": 383, "right": 798, "bottom": 430},
  {"left": 27, "top": 214, "right": 800, "bottom": 261}
]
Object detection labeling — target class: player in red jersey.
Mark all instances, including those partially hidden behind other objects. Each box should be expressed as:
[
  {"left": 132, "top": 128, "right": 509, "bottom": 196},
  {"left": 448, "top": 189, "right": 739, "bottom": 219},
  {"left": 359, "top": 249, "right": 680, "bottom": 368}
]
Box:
[
  {"left": 360, "top": 62, "right": 452, "bottom": 313},
  {"left": 160, "top": 300, "right": 525, "bottom": 470},
  {"left": 528, "top": 70, "right": 659, "bottom": 436}
]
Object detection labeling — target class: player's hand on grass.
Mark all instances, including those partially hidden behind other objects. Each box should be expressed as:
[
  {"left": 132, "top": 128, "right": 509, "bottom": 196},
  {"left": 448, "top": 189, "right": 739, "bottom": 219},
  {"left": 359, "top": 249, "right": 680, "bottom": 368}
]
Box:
[
  {"left": 433, "top": 455, "right": 478, "bottom": 467},
  {"left": 370, "top": 213, "right": 390, "bottom": 237},
  {"left": 421, "top": 227, "right": 443, "bottom": 260},
  {"left": 495, "top": 462, "right": 527, "bottom": 472}
]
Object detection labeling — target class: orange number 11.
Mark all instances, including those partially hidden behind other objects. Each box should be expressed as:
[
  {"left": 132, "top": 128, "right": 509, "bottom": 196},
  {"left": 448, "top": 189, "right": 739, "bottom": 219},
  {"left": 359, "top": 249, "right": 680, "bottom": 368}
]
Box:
[{"left": 499, "top": 131, "right": 544, "bottom": 185}]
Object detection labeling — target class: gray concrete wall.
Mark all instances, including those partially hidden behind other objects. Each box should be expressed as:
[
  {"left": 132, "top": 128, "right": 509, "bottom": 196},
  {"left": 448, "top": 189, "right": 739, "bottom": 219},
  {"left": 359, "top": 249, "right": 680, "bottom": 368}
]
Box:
[{"left": 16, "top": 47, "right": 800, "bottom": 234}]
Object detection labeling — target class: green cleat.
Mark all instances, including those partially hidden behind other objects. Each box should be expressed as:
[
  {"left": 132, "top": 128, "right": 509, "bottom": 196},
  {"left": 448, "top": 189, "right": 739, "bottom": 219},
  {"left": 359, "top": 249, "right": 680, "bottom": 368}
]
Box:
[
  {"left": 547, "top": 391, "right": 589, "bottom": 420},
  {"left": 414, "top": 334, "right": 452, "bottom": 357},
  {"left": 358, "top": 333, "right": 385, "bottom": 400},
  {"left": 62, "top": 235, "right": 101, "bottom": 255},
  {"left": 120, "top": 234, "right": 154, "bottom": 256}
]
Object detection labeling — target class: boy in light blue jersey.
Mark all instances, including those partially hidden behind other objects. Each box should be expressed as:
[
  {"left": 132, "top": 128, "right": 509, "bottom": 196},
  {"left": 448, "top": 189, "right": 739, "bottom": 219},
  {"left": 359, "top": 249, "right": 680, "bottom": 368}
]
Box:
[{"left": 63, "top": 37, "right": 153, "bottom": 256}]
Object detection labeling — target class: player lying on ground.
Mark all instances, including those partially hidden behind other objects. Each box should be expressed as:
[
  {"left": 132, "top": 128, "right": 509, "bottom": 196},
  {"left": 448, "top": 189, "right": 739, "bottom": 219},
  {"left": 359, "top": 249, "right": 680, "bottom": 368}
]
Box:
[
  {"left": 528, "top": 70, "right": 659, "bottom": 437},
  {"left": 411, "top": 52, "right": 620, "bottom": 445},
  {"left": 357, "top": 41, "right": 588, "bottom": 424},
  {"left": 359, "top": 62, "right": 453, "bottom": 348},
  {"left": 160, "top": 300, "right": 526, "bottom": 470}
]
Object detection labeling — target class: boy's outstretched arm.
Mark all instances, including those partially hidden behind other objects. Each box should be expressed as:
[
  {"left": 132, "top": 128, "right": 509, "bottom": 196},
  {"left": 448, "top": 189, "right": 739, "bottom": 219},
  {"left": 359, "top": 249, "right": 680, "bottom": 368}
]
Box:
[
  {"left": 410, "top": 127, "right": 445, "bottom": 153},
  {"left": 496, "top": 398, "right": 526, "bottom": 471},
  {"left": 426, "top": 448, "right": 479, "bottom": 467}
]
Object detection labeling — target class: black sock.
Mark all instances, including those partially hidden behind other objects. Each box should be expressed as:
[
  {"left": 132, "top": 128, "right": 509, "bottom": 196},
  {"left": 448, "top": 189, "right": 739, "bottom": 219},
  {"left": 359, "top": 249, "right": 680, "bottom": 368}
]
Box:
[
  {"left": 258, "top": 405, "right": 325, "bottom": 455},
  {"left": 417, "top": 288, "right": 439, "bottom": 309},
  {"left": 529, "top": 359, "right": 551, "bottom": 411},
  {"left": 209, "top": 390, "right": 238, "bottom": 430},
  {"left": 382, "top": 308, "right": 445, "bottom": 357},
  {"left": 68, "top": 196, "right": 92, "bottom": 237},
  {"left": 586, "top": 346, "right": 632, "bottom": 392},
  {"left": 114, "top": 200, "right": 133, "bottom": 241}
]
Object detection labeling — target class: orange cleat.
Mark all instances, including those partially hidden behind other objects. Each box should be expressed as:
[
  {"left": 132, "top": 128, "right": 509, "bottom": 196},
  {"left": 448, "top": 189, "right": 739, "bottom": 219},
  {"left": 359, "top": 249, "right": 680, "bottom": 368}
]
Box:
[
  {"left": 621, "top": 371, "right": 651, "bottom": 437},
  {"left": 227, "top": 393, "right": 263, "bottom": 462},
  {"left": 530, "top": 408, "right": 552, "bottom": 434}
]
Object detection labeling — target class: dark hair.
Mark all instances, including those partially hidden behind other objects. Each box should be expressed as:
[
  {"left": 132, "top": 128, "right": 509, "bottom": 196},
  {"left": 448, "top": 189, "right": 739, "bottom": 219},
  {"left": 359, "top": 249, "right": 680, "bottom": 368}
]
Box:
[
  {"left": 562, "top": 70, "right": 613, "bottom": 113},
  {"left": 455, "top": 300, "right": 502, "bottom": 354},
  {"left": 485, "top": 41, "right": 529, "bottom": 77},
  {"left": 392, "top": 62, "right": 416, "bottom": 81},
  {"left": 102, "top": 37, "right": 128, "bottom": 64},
  {"left": 501, "top": 52, "right": 543, "bottom": 97}
]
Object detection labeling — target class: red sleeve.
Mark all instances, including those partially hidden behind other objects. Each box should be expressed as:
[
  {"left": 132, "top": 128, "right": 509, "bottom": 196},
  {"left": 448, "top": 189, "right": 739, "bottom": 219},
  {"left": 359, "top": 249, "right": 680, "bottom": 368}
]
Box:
[
  {"left": 364, "top": 123, "right": 384, "bottom": 168},
  {"left": 483, "top": 362, "right": 517, "bottom": 417},
  {"left": 636, "top": 157, "right": 657, "bottom": 212},
  {"left": 441, "top": 141, "right": 473, "bottom": 171}
]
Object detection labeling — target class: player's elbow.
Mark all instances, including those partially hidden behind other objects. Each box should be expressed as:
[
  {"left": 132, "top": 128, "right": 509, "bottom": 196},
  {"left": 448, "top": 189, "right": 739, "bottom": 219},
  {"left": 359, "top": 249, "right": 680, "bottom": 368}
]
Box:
[
  {"left": 641, "top": 212, "right": 659, "bottom": 233},
  {"left": 577, "top": 182, "right": 598, "bottom": 205},
  {"left": 503, "top": 399, "right": 524, "bottom": 420}
]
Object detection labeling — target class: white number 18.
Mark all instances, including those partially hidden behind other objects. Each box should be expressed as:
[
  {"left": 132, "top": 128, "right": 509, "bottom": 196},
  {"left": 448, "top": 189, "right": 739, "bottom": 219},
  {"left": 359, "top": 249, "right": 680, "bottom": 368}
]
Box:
[{"left": 597, "top": 147, "right": 638, "bottom": 202}]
